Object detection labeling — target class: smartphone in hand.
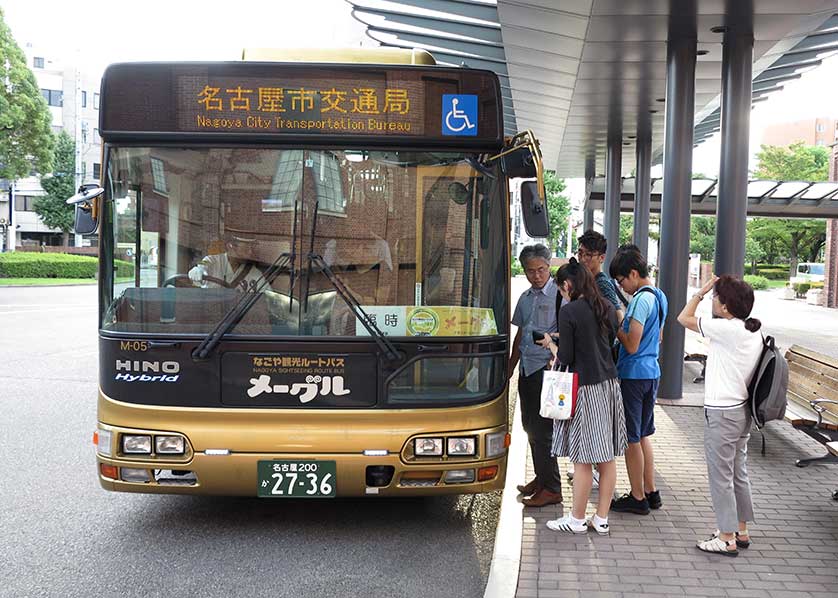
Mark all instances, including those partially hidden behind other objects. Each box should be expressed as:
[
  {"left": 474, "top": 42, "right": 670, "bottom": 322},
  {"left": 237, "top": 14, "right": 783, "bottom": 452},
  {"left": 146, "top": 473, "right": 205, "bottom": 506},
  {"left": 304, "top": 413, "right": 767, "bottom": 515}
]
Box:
[{"left": 532, "top": 330, "right": 546, "bottom": 343}]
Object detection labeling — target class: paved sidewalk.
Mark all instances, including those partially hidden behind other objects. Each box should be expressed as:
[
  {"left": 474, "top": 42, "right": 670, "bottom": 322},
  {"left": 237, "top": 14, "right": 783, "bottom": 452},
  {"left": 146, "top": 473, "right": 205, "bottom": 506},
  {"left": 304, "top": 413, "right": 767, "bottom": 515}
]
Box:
[{"left": 514, "top": 396, "right": 838, "bottom": 597}]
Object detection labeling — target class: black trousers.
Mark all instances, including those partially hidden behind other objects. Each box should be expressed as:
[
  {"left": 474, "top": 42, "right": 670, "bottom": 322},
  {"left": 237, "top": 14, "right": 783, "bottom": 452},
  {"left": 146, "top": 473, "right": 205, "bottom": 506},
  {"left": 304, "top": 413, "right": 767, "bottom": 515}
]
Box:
[{"left": 518, "top": 367, "right": 562, "bottom": 494}]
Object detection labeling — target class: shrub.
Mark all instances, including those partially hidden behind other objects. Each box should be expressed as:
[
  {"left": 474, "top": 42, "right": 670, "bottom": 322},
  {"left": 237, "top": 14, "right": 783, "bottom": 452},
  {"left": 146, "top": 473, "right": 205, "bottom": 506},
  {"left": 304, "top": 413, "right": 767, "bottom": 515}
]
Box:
[
  {"left": 511, "top": 260, "right": 523, "bottom": 277},
  {"left": 743, "top": 275, "right": 769, "bottom": 290},
  {"left": 758, "top": 268, "right": 789, "bottom": 280},
  {"left": 0, "top": 252, "right": 98, "bottom": 279},
  {"left": 114, "top": 259, "right": 135, "bottom": 279},
  {"left": 792, "top": 282, "right": 811, "bottom": 298}
]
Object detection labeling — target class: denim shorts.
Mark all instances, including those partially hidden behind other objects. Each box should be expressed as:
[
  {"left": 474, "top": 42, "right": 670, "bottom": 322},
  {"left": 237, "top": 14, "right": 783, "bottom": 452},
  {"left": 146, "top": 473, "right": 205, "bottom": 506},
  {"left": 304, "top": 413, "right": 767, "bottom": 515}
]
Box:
[{"left": 621, "top": 378, "right": 659, "bottom": 443}]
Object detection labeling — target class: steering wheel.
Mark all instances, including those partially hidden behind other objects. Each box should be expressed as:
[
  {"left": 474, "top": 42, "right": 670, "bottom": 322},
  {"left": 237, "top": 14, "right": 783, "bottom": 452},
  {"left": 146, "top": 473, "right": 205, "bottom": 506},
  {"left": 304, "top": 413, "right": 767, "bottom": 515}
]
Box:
[{"left": 162, "top": 274, "right": 235, "bottom": 288}]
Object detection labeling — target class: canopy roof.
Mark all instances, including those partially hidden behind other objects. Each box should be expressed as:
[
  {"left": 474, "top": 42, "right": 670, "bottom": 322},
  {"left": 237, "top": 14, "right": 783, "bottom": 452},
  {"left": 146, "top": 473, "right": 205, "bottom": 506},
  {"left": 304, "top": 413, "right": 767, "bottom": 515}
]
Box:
[
  {"left": 348, "top": 0, "right": 838, "bottom": 177},
  {"left": 587, "top": 176, "right": 838, "bottom": 217}
]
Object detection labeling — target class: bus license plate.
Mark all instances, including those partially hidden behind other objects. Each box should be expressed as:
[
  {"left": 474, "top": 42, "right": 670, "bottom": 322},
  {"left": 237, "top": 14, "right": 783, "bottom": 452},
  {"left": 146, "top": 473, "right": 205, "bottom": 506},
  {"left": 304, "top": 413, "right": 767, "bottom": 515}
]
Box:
[{"left": 257, "top": 460, "right": 336, "bottom": 498}]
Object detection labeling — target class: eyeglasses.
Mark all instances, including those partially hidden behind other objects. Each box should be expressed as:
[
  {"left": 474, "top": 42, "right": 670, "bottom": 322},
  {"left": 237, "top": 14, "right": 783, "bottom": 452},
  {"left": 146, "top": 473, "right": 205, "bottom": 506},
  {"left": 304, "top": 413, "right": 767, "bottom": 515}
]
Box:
[
  {"left": 615, "top": 276, "right": 626, "bottom": 285},
  {"left": 577, "top": 250, "right": 601, "bottom": 259},
  {"left": 525, "top": 266, "right": 550, "bottom": 276}
]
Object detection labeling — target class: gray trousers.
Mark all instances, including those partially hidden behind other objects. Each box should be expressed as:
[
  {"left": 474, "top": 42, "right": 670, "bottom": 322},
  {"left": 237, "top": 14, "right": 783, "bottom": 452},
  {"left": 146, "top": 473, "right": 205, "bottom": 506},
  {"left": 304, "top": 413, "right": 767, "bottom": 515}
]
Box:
[{"left": 704, "top": 406, "right": 755, "bottom": 532}]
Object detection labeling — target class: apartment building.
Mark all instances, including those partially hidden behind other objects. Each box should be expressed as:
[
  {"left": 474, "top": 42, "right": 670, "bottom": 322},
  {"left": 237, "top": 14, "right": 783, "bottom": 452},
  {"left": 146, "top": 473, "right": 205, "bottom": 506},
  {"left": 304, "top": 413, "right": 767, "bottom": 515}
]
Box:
[{"left": 0, "top": 43, "right": 103, "bottom": 251}]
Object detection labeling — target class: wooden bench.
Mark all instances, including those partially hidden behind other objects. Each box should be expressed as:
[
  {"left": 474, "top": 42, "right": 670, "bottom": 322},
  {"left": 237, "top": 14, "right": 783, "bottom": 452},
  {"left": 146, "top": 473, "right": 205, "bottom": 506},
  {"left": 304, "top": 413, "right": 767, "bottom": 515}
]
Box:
[{"left": 784, "top": 345, "right": 838, "bottom": 468}]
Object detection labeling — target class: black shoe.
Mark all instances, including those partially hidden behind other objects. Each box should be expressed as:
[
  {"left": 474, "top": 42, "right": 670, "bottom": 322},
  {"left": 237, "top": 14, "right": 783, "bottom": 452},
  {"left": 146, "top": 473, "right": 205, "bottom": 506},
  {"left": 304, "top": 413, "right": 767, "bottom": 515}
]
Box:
[
  {"left": 611, "top": 493, "right": 651, "bottom": 515},
  {"left": 646, "top": 490, "right": 662, "bottom": 510}
]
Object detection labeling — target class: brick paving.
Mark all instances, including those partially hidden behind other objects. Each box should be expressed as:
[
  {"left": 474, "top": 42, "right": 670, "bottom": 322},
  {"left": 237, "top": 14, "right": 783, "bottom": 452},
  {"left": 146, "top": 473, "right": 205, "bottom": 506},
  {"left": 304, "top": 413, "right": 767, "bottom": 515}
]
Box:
[{"left": 514, "top": 403, "right": 838, "bottom": 598}]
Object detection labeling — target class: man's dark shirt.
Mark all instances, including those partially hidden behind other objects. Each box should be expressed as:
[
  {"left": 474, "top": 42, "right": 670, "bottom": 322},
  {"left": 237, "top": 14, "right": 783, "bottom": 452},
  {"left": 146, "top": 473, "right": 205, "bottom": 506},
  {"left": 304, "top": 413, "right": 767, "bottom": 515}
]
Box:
[{"left": 595, "top": 271, "right": 623, "bottom": 312}]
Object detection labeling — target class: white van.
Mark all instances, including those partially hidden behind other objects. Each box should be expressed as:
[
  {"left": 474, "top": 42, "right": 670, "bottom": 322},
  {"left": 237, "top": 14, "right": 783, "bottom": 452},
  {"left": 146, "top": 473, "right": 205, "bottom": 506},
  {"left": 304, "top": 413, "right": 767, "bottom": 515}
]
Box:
[{"left": 790, "top": 262, "right": 825, "bottom": 284}]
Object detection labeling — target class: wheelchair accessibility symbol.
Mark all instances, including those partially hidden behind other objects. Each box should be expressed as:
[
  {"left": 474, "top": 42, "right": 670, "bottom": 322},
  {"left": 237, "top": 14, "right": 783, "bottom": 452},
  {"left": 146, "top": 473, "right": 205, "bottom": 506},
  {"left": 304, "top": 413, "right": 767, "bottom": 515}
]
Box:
[{"left": 442, "top": 94, "right": 477, "bottom": 136}]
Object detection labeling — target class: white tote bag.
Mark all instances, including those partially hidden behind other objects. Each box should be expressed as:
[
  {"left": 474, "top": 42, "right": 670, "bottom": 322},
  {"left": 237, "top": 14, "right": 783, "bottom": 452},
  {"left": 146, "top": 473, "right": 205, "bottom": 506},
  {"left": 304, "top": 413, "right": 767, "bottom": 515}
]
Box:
[{"left": 539, "top": 364, "right": 579, "bottom": 420}]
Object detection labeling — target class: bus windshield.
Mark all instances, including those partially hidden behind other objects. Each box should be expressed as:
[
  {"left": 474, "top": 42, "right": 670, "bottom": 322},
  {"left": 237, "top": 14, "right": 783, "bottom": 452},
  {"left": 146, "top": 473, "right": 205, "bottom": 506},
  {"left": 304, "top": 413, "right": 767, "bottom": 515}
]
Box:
[{"left": 102, "top": 146, "right": 509, "bottom": 338}]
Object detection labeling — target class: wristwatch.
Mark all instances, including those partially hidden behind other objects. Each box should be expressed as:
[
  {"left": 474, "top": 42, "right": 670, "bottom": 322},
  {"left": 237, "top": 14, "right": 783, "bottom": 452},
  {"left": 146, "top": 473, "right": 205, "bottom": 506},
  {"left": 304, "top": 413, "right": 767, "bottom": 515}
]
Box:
[{"left": 693, "top": 292, "right": 704, "bottom": 301}]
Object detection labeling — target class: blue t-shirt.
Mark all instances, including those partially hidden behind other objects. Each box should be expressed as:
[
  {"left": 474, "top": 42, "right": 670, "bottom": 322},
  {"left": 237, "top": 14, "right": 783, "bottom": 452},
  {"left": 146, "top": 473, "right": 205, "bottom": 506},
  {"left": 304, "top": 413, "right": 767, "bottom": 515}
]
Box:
[{"left": 617, "top": 285, "right": 668, "bottom": 380}]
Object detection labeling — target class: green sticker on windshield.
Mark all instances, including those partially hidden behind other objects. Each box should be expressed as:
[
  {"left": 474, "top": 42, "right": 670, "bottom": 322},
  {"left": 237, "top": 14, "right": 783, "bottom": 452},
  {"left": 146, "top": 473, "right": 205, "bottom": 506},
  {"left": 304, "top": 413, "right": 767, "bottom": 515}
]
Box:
[{"left": 407, "top": 308, "right": 439, "bottom": 336}]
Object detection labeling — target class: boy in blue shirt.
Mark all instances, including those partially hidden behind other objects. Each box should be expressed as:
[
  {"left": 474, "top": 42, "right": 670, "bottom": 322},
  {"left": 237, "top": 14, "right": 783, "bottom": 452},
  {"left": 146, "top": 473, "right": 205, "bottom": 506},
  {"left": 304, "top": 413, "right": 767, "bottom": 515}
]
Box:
[{"left": 609, "top": 245, "right": 668, "bottom": 515}]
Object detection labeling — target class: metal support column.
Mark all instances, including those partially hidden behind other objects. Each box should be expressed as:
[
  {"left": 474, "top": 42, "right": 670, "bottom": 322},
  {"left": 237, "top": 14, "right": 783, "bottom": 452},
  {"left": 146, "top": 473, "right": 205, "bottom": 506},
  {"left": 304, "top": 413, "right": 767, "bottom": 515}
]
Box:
[
  {"left": 583, "top": 204, "right": 594, "bottom": 233},
  {"left": 715, "top": 26, "right": 753, "bottom": 277},
  {"left": 583, "top": 175, "right": 595, "bottom": 232},
  {"left": 633, "top": 131, "right": 652, "bottom": 256},
  {"left": 658, "top": 31, "right": 697, "bottom": 400},
  {"left": 604, "top": 140, "right": 622, "bottom": 271}
]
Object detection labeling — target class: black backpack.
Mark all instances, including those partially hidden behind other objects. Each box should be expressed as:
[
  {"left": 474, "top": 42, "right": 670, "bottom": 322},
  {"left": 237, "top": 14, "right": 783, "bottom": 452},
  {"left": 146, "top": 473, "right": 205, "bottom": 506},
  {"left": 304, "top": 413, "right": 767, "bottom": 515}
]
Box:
[{"left": 747, "top": 335, "right": 789, "bottom": 453}]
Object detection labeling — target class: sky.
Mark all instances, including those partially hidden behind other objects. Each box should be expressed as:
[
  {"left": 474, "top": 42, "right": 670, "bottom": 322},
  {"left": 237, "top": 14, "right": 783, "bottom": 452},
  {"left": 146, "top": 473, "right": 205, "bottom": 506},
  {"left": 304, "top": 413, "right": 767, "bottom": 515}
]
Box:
[
  {"left": 0, "top": 0, "right": 371, "bottom": 73},
  {"left": 3, "top": 0, "right": 837, "bottom": 209}
]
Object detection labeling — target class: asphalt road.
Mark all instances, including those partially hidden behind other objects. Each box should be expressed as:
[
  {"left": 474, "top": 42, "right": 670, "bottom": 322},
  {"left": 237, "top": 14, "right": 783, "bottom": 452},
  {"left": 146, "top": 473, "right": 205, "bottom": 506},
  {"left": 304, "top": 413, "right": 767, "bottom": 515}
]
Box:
[{"left": 0, "top": 285, "right": 500, "bottom": 598}]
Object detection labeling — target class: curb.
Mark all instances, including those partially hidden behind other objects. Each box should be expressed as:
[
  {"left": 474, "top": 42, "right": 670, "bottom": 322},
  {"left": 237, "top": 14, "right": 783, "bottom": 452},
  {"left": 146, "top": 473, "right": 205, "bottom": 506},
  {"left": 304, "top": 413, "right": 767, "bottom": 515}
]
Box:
[{"left": 483, "top": 394, "right": 526, "bottom": 598}]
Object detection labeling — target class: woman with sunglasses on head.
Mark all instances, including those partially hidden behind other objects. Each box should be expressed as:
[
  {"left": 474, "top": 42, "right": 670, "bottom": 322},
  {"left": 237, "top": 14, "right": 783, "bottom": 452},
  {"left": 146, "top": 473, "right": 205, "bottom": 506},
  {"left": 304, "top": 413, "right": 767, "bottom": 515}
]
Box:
[
  {"left": 677, "top": 275, "right": 763, "bottom": 556},
  {"left": 538, "top": 258, "right": 627, "bottom": 535}
]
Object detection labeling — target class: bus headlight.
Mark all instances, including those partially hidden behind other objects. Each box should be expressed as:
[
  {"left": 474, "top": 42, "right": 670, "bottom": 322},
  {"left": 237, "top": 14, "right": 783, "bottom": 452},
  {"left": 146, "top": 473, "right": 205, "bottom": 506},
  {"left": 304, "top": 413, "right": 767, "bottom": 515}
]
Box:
[
  {"left": 447, "top": 437, "right": 476, "bottom": 456},
  {"left": 414, "top": 438, "right": 443, "bottom": 456},
  {"left": 122, "top": 435, "right": 152, "bottom": 454},
  {"left": 155, "top": 435, "right": 185, "bottom": 455},
  {"left": 486, "top": 432, "right": 508, "bottom": 458}
]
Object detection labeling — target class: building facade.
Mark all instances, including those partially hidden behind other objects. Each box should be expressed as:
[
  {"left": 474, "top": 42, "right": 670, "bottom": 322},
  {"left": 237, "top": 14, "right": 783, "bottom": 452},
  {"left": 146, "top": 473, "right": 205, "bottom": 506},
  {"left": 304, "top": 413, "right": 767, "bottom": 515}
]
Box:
[
  {"left": 760, "top": 116, "right": 838, "bottom": 148},
  {"left": 0, "top": 43, "right": 103, "bottom": 251}
]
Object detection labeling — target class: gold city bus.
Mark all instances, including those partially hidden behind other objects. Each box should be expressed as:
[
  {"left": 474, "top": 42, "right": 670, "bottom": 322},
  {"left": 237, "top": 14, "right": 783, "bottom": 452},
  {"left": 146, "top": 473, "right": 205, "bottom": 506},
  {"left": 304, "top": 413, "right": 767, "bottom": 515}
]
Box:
[{"left": 69, "top": 48, "right": 549, "bottom": 497}]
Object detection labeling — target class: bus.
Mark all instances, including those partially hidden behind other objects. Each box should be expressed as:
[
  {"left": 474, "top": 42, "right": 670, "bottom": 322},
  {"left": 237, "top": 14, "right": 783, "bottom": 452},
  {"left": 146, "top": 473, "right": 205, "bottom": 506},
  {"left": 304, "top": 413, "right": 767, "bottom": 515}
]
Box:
[{"left": 69, "top": 48, "right": 549, "bottom": 497}]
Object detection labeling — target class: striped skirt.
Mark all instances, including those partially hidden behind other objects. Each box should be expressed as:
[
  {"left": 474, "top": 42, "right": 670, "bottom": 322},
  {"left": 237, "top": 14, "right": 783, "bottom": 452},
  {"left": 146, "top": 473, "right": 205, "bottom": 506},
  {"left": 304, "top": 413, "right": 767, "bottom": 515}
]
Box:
[{"left": 551, "top": 377, "right": 627, "bottom": 464}]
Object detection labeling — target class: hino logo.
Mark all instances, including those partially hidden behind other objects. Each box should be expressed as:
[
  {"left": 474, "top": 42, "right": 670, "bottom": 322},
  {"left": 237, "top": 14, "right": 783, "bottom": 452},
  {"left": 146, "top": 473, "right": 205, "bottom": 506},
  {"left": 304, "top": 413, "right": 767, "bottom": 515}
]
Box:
[
  {"left": 116, "top": 360, "right": 180, "bottom": 374},
  {"left": 115, "top": 360, "right": 181, "bottom": 383}
]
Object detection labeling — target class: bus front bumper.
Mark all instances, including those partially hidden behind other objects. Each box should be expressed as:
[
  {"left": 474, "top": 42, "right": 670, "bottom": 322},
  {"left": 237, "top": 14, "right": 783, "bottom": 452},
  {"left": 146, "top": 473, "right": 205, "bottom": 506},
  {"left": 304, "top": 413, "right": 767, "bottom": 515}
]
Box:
[{"left": 96, "top": 451, "right": 507, "bottom": 497}]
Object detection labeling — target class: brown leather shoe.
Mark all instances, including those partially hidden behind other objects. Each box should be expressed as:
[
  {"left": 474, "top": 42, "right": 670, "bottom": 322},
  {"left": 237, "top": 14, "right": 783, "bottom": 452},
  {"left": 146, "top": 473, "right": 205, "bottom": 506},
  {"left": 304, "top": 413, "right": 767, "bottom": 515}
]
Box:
[
  {"left": 522, "top": 488, "right": 563, "bottom": 507},
  {"left": 516, "top": 478, "right": 540, "bottom": 496}
]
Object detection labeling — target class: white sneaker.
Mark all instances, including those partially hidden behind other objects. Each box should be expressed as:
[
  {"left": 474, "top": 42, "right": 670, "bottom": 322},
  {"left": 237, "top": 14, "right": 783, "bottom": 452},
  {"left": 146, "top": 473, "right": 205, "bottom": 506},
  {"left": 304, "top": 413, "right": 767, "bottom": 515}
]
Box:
[
  {"left": 546, "top": 515, "right": 588, "bottom": 534},
  {"left": 586, "top": 516, "right": 610, "bottom": 536}
]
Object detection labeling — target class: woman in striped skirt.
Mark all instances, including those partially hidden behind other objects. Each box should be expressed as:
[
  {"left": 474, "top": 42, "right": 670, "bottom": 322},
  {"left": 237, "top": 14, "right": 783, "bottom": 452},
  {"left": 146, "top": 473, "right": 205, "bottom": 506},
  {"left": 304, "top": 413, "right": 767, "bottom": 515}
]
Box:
[{"left": 538, "top": 258, "right": 628, "bottom": 535}]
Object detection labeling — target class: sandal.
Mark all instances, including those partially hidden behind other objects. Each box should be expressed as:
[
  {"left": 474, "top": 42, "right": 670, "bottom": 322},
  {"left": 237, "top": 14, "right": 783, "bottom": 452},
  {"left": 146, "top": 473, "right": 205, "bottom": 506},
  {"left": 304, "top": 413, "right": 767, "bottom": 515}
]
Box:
[
  {"left": 712, "top": 529, "right": 750, "bottom": 549},
  {"left": 697, "top": 535, "right": 738, "bottom": 557},
  {"left": 736, "top": 531, "right": 751, "bottom": 549}
]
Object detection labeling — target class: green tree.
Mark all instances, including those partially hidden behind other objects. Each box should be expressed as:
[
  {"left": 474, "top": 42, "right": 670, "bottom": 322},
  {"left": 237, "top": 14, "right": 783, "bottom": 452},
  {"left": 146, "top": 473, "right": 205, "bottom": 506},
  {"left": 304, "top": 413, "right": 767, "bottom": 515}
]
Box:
[
  {"left": 544, "top": 170, "right": 571, "bottom": 257},
  {"left": 617, "top": 214, "right": 660, "bottom": 247},
  {"left": 34, "top": 131, "right": 75, "bottom": 245},
  {"left": 752, "top": 143, "right": 828, "bottom": 275},
  {"left": 744, "top": 231, "right": 764, "bottom": 274},
  {"left": 753, "top": 142, "right": 829, "bottom": 181},
  {"left": 0, "top": 8, "right": 54, "bottom": 179},
  {"left": 690, "top": 216, "right": 716, "bottom": 262}
]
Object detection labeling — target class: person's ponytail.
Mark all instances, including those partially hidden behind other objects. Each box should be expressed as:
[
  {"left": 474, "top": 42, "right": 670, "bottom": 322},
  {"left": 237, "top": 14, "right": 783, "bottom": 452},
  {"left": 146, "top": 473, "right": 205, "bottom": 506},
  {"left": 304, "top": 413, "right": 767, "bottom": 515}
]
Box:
[{"left": 744, "top": 317, "right": 762, "bottom": 332}]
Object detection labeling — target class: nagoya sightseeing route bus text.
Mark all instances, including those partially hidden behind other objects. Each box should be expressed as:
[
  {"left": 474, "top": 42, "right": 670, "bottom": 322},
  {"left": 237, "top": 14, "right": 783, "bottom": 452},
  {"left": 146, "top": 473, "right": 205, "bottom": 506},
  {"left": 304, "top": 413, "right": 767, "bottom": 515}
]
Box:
[{"left": 73, "top": 48, "right": 549, "bottom": 498}]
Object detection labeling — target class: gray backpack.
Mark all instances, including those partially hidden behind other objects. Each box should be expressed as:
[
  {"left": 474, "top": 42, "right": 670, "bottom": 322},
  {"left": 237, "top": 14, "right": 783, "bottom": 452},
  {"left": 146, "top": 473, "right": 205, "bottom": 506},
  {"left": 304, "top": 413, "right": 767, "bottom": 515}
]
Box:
[{"left": 747, "top": 335, "right": 789, "bottom": 451}]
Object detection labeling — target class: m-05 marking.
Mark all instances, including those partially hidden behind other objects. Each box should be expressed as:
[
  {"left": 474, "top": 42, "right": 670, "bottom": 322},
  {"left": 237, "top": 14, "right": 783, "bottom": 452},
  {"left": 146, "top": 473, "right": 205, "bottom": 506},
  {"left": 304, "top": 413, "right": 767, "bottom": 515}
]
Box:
[{"left": 120, "top": 340, "right": 148, "bottom": 352}]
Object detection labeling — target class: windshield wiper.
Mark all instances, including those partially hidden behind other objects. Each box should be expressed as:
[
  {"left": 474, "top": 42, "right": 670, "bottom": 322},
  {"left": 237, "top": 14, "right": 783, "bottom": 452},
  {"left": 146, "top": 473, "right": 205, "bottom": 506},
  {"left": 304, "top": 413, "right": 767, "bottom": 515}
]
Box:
[
  {"left": 193, "top": 194, "right": 301, "bottom": 361},
  {"left": 307, "top": 252, "right": 402, "bottom": 364},
  {"left": 192, "top": 251, "right": 293, "bottom": 360}
]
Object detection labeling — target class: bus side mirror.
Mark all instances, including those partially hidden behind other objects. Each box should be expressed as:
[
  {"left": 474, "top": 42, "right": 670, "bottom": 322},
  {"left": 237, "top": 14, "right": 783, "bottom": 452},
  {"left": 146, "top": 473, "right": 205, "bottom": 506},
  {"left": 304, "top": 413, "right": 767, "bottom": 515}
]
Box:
[
  {"left": 73, "top": 204, "right": 98, "bottom": 235},
  {"left": 66, "top": 184, "right": 104, "bottom": 235},
  {"left": 520, "top": 181, "right": 549, "bottom": 238}
]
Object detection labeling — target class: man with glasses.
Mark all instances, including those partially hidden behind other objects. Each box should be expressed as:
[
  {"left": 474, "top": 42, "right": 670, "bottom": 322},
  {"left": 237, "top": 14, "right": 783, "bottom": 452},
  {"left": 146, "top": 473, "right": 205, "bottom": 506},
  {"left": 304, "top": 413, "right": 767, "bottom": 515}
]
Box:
[
  {"left": 577, "top": 230, "right": 625, "bottom": 322},
  {"left": 509, "top": 244, "right": 563, "bottom": 507}
]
